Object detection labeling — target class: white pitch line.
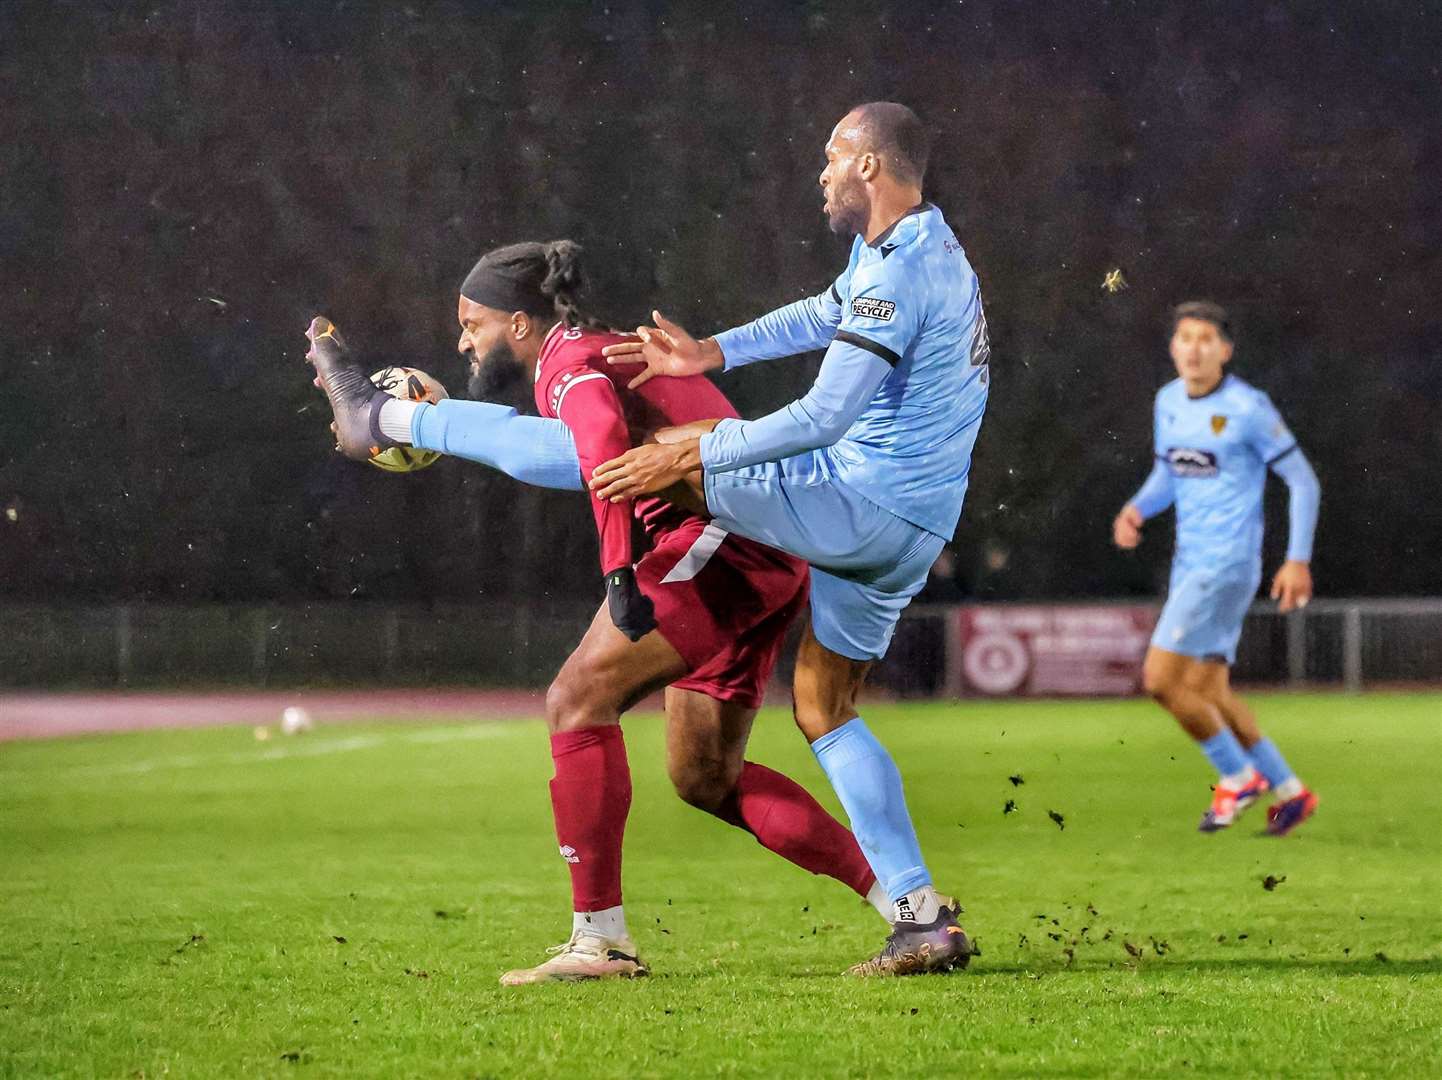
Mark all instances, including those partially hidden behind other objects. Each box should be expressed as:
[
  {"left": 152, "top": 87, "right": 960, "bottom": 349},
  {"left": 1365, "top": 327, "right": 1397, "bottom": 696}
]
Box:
[{"left": 2, "top": 724, "right": 507, "bottom": 781}]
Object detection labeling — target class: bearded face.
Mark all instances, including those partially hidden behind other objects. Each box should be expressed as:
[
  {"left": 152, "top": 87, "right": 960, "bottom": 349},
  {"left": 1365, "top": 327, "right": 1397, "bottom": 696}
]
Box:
[{"left": 466, "top": 339, "right": 529, "bottom": 403}]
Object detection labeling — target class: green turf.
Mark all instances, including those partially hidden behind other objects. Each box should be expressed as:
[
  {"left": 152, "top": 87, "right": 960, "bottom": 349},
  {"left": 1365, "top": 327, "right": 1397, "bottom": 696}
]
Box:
[{"left": 1, "top": 693, "right": 1439, "bottom": 1078}]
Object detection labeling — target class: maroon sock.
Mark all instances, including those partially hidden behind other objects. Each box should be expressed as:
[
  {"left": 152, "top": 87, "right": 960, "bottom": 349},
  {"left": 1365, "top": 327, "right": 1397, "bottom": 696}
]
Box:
[
  {"left": 718, "top": 761, "right": 877, "bottom": 897},
  {"left": 549, "top": 725, "right": 631, "bottom": 912}
]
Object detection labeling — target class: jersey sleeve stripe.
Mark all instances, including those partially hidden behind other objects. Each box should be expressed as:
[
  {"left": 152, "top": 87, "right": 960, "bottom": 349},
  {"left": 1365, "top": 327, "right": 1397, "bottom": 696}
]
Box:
[
  {"left": 553, "top": 371, "right": 610, "bottom": 414},
  {"left": 833, "top": 330, "right": 901, "bottom": 367},
  {"left": 1267, "top": 443, "right": 1300, "bottom": 466},
  {"left": 829, "top": 284, "right": 842, "bottom": 304}
]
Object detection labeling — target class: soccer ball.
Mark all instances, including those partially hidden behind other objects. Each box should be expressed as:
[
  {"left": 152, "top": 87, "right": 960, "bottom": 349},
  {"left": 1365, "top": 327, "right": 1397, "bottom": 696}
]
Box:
[
  {"left": 368, "top": 366, "right": 449, "bottom": 473},
  {"left": 280, "top": 706, "right": 314, "bottom": 736}
]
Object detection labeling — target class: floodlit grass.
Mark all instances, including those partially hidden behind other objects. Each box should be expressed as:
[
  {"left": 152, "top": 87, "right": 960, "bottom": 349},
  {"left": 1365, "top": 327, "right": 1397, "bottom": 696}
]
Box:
[{"left": 1, "top": 693, "right": 1439, "bottom": 1078}]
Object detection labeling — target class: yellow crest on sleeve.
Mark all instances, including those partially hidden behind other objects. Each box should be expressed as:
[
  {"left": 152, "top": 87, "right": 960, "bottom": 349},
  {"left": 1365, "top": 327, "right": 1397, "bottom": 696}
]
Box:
[{"left": 1210, "top": 415, "right": 1228, "bottom": 435}]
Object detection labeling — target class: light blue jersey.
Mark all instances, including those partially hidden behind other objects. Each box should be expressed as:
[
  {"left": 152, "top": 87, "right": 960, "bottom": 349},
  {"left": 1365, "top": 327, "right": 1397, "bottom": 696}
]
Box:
[
  {"left": 703, "top": 203, "right": 989, "bottom": 540},
  {"left": 1132, "top": 372, "right": 1321, "bottom": 663},
  {"left": 1133, "top": 373, "right": 1319, "bottom": 571}
]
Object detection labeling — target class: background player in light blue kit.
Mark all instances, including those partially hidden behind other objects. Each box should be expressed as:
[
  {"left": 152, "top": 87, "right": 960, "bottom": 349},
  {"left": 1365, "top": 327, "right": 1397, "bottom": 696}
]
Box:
[
  {"left": 591, "top": 102, "right": 988, "bottom": 974},
  {"left": 1113, "top": 302, "right": 1320, "bottom": 836}
]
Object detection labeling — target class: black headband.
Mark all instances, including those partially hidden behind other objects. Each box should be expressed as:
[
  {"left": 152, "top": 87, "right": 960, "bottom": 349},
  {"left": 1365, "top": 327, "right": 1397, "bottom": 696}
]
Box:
[{"left": 460, "top": 245, "right": 552, "bottom": 316}]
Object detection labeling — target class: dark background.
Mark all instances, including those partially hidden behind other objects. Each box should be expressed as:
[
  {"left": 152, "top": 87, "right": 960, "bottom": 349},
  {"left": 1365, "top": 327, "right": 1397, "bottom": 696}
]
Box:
[{"left": 2, "top": 0, "right": 1438, "bottom": 611}]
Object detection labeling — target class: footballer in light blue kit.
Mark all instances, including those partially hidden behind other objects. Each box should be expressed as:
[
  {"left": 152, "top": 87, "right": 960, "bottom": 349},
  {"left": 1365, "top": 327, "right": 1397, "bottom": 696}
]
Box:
[
  {"left": 1114, "top": 301, "right": 1320, "bottom": 836},
  {"left": 590, "top": 103, "right": 985, "bottom": 974}
]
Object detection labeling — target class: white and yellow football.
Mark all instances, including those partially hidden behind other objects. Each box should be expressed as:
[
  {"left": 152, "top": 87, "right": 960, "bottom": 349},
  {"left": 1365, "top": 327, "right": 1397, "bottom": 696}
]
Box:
[{"left": 367, "top": 367, "right": 448, "bottom": 473}]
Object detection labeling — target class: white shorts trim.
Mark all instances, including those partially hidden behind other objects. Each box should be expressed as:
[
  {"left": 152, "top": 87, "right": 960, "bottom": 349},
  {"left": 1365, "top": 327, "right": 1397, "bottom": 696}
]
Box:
[{"left": 660, "top": 523, "right": 729, "bottom": 584}]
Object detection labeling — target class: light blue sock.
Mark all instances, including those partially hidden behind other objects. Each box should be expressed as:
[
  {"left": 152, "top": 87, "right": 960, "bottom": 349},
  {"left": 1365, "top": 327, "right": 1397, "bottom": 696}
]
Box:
[
  {"left": 1247, "top": 737, "right": 1296, "bottom": 788},
  {"left": 1199, "top": 728, "right": 1249, "bottom": 779},
  {"left": 810, "top": 717, "right": 930, "bottom": 902},
  {"left": 411, "top": 400, "right": 585, "bottom": 491}
]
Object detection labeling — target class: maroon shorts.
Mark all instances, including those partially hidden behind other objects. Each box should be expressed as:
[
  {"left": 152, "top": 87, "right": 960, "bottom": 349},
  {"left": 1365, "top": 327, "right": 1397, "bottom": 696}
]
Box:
[{"left": 634, "top": 519, "right": 809, "bottom": 709}]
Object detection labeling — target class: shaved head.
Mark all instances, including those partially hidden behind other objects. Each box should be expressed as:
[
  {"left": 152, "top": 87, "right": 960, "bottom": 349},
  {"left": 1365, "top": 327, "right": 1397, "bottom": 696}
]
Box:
[
  {"left": 820, "top": 102, "right": 929, "bottom": 237},
  {"left": 844, "top": 102, "right": 929, "bottom": 186}
]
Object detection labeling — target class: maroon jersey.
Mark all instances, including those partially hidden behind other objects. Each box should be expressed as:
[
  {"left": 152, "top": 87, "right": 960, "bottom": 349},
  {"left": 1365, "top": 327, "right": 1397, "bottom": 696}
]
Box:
[
  {"left": 535, "top": 322, "right": 809, "bottom": 708},
  {"left": 534, "top": 322, "right": 739, "bottom": 576}
]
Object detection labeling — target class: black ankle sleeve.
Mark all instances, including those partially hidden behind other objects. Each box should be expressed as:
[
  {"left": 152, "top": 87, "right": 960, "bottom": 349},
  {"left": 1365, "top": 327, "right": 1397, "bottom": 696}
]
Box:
[{"left": 368, "top": 393, "right": 397, "bottom": 451}]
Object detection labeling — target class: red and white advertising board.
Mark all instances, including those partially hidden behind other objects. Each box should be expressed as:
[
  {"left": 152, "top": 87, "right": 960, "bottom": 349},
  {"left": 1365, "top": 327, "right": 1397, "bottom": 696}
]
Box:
[{"left": 954, "top": 605, "right": 1158, "bottom": 697}]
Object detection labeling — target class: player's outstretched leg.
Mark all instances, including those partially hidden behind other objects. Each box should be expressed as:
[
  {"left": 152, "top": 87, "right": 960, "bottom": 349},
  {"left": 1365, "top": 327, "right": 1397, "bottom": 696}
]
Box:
[
  {"left": 1205, "top": 670, "right": 1319, "bottom": 836},
  {"left": 500, "top": 607, "right": 688, "bottom": 986},
  {"left": 791, "top": 626, "right": 971, "bottom": 976},
  {"left": 302, "top": 315, "right": 395, "bottom": 461},
  {"left": 663, "top": 689, "right": 889, "bottom": 920},
  {"left": 1143, "top": 648, "right": 1267, "bottom": 832}
]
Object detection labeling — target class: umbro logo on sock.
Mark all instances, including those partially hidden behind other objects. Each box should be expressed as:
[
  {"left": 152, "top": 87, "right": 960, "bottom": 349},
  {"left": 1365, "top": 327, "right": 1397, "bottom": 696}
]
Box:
[{"left": 558, "top": 844, "right": 580, "bottom": 864}]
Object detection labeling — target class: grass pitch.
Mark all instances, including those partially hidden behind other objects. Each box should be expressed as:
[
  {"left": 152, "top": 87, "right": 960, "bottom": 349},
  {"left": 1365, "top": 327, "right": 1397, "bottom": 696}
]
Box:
[{"left": 2, "top": 693, "right": 1439, "bottom": 1078}]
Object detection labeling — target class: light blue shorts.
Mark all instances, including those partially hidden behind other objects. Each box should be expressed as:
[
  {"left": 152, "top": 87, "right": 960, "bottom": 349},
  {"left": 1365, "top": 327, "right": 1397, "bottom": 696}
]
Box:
[
  {"left": 1151, "top": 560, "right": 1262, "bottom": 665},
  {"left": 703, "top": 451, "right": 945, "bottom": 661}
]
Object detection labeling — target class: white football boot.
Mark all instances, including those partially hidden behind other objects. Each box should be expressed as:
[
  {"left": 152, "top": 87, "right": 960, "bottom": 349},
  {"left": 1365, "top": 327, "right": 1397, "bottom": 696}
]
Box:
[{"left": 499, "top": 930, "right": 648, "bottom": 986}]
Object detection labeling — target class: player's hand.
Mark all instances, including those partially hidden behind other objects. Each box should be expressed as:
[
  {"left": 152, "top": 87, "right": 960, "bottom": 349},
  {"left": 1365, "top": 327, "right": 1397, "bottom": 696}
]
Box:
[
  {"left": 1112, "top": 504, "right": 1145, "bottom": 549},
  {"left": 590, "top": 440, "right": 703, "bottom": 503},
  {"left": 600, "top": 310, "right": 724, "bottom": 390},
  {"left": 1270, "top": 560, "right": 1313, "bottom": 613},
  {"left": 605, "top": 567, "right": 657, "bottom": 641}
]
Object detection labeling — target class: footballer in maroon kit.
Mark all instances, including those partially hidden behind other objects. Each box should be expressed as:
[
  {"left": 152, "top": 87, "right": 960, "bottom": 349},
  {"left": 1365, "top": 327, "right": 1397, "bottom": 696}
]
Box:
[
  {"left": 306, "top": 240, "right": 889, "bottom": 984},
  {"left": 534, "top": 318, "right": 812, "bottom": 711}
]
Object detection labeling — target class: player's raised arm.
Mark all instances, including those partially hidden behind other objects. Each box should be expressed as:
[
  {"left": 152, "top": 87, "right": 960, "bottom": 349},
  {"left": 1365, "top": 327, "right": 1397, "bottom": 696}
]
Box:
[
  {"left": 698, "top": 252, "right": 918, "bottom": 473},
  {"left": 588, "top": 328, "right": 888, "bottom": 501},
  {"left": 589, "top": 258, "right": 911, "bottom": 500},
  {"left": 588, "top": 324, "right": 892, "bottom": 502},
  {"left": 707, "top": 279, "right": 848, "bottom": 368},
  {"left": 698, "top": 337, "right": 890, "bottom": 475},
  {"left": 602, "top": 280, "right": 846, "bottom": 390}
]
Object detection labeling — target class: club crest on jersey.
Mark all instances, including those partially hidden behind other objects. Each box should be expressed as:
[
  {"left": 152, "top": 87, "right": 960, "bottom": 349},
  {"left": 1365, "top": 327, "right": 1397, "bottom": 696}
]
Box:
[
  {"left": 1166, "top": 447, "right": 1219, "bottom": 478},
  {"left": 1211, "top": 414, "right": 1228, "bottom": 435},
  {"left": 851, "top": 296, "right": 896, "bottom": 321}
]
